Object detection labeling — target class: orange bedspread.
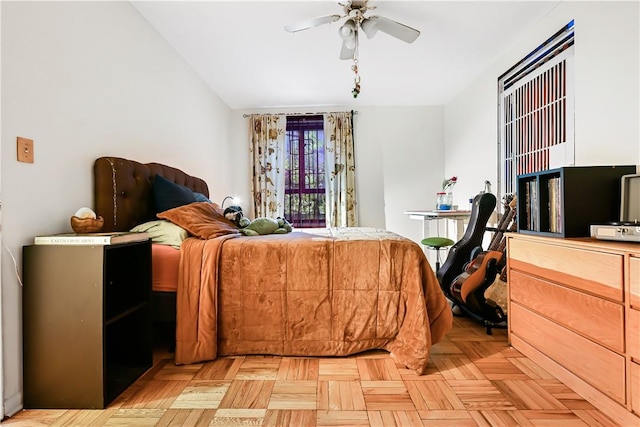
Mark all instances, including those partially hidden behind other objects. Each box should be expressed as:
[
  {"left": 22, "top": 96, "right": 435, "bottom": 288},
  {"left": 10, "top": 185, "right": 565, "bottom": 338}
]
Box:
[{"left": 175, "top": 227, "right": 452, "bottom": 374}]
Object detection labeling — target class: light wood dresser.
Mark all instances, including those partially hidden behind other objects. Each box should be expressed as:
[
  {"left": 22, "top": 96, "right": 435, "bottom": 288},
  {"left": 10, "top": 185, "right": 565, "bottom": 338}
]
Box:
[{"left": 507, "top": 233, "right": 640, "bottom": 426}]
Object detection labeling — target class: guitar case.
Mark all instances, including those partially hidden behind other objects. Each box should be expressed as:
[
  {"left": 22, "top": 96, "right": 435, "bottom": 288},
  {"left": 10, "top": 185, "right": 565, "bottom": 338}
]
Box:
[{"left": 436, "top": 192, "right": 496, "bottom": 299}]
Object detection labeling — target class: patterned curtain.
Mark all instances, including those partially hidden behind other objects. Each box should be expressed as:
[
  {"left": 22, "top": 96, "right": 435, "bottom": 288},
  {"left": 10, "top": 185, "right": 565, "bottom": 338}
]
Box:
[
  {"left": 323, "top": 112, "right": 358, "bottom": 227},
  {"left": 249, "top": 114, "right": 286, "bottom": 218}
]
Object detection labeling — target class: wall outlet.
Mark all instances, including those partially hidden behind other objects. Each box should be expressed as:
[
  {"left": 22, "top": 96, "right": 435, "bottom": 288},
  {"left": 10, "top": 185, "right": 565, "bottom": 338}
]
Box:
[{"left": 17, "top": 137, "right": 34, "bottom": 163}]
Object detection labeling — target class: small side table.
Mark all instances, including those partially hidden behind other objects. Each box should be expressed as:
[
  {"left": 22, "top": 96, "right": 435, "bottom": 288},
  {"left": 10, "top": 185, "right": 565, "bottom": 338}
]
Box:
[{"left": 405, "top": 210, "right": 472, "bottom": 242}]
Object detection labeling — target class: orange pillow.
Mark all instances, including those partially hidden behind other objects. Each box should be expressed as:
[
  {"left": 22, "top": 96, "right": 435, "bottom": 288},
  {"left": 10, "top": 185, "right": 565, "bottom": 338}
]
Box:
[{"left": 157, "top": 202, "right": 240, "bottom": 239}]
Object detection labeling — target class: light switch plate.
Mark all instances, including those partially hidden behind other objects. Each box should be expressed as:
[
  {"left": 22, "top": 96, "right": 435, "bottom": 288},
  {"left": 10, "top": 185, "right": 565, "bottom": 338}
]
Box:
[{"left": 17, "top": 137, "right": 34, "bottom": 163}]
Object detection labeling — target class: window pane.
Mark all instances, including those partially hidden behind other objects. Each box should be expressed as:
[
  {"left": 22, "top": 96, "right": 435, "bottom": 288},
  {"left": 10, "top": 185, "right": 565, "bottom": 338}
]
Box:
[
  {"left": 284, "top": 116, "right": 326, "bottom": 227},
  {"left": 498, "top": 20, "right": 574, "bottom": 202}
]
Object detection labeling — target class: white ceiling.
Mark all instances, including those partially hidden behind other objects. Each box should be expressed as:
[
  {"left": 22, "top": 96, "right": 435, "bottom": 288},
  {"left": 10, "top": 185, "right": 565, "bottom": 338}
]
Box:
[{"left": 131, "top": 0, "right": 560, "bottom": 109}]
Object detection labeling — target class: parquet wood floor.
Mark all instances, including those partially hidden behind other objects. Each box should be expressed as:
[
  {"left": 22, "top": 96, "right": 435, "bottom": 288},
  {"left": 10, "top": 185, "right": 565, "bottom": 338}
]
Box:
[{"left": 3, "top": 315, "right": 623, "bottom": 426}]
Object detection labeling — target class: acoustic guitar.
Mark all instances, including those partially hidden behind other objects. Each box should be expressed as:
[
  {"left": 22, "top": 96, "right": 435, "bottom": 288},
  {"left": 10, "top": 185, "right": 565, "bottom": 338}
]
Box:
[{"left": 449, "top": 196, "right": 517, "bottom": 304}]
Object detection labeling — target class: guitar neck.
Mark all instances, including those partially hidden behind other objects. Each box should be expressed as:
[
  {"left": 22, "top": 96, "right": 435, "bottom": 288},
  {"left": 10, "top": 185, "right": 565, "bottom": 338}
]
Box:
[
  {"left": 487, "top": 205, "right": 515, "bottom": 250},
  {"left": 493, "top": 208, "right": 519, "bottom": 253}
]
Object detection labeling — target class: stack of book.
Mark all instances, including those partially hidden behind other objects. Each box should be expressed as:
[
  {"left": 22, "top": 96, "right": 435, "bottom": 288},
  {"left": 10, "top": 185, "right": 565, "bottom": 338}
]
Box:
[{"left": 34, "top": 232, "right": 149, "bottom": 245}]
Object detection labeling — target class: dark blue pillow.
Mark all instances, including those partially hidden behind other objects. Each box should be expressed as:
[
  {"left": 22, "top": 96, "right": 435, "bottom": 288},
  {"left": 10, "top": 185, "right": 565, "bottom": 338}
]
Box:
[
  {"left": 193, "top": 192, "right": 212, "bottom": 203},
  {"left": 153, "top": 175, "right": 198, "bottom": 213}
]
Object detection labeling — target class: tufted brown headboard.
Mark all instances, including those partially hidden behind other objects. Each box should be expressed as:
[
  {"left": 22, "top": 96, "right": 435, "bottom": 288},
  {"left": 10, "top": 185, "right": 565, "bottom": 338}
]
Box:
[{"left": 94, "top": 157, "right": 209, "bottom": 232}]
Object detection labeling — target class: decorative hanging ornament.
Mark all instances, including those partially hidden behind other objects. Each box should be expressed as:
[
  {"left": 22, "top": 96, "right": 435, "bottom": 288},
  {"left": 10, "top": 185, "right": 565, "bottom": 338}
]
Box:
[
  {"left": 350, "top": 23, "right": 361, "bottom": 98},
  {"left": 351, "top": 61, "right": 361, "bottom": 98}
]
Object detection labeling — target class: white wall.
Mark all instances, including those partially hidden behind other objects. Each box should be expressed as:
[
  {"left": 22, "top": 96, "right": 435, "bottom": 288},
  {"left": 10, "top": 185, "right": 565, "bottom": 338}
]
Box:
[
  {"left": 572, "top": 2, "right": 639, "bottom": 164},
  {"left": 358, "top": 107, "right": 446, "bottom": 242},
  {"left": 1, "top": 1, "right": 232, "bottom": 415},
  {"left": 229, "top": 106, "right": 446, "bottom": 245},
  {"left": 445, "top": 1, "right": 640, "bottom": 199}
]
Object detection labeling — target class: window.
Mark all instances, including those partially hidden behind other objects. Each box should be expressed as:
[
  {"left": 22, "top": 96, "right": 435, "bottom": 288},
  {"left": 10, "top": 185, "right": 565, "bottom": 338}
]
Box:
[
  {"left": 284, "top": 115, "right": 326, "bottom": 227},
  {"left": 498, "top": 20, "right": 575, "bottom": 201}
]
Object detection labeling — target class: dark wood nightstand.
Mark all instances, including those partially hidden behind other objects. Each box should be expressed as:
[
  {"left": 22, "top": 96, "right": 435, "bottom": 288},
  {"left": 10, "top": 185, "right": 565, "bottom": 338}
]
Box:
[{"left": 22, "top": 239, "right": 152, "bottom": 409}]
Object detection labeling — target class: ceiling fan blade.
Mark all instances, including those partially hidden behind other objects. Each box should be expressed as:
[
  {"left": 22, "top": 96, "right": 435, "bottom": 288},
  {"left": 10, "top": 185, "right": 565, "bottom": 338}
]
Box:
[
  {"left": 284, "top": 14, "right": 341, "bottom": 33},
  {"left": 339, "top": 41, "right": 355, "bottom": 60},
  {"left": 365, "top": 16, "right": 420, "bottom": 43}
]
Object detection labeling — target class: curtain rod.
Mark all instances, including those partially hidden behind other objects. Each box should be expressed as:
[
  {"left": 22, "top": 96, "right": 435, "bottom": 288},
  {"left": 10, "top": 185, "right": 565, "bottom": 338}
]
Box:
[{"left": 242, "top": 110, "right": 358, "bottom": 118}]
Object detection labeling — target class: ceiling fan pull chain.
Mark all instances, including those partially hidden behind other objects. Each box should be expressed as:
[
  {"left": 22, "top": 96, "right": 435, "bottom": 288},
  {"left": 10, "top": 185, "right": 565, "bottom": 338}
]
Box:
[{"left": 352, "top": 61, "right": 361, "bottom": 98}]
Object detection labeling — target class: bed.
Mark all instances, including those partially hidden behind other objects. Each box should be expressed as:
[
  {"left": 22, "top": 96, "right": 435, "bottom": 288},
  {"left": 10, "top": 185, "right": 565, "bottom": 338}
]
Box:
[{"left": 93, "top": 156, "right": 453, "bottom": 374}]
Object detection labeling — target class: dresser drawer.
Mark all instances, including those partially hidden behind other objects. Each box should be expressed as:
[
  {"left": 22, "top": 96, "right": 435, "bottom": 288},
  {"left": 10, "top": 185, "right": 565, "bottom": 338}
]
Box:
[
  {"left": 508, "top": 238, "right": 623, "bottom": 301},
  {"left": 510, "top": 270, "right": 624, "bottom": 352},
  {"left": 632, "top": 361, "right": 640, "bottom": 415},
  {"left": 510, "top": 303, "right": 626, "bottom": 404},
  {"left": 629, "top": 308, "right": 640, "bottom": 361},
  {"left": 630, "top": 257, "right": 640, "bottom": 309}
]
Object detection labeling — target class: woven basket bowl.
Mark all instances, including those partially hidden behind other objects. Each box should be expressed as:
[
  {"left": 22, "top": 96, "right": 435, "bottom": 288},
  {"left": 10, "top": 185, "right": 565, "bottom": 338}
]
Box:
[{"left": 70, "top": 215, "right": 104, "bottom": 234}]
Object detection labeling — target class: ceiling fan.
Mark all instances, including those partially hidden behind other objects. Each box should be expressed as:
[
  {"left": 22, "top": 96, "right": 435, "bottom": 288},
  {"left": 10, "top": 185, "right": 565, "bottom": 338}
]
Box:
[
  {"left": 284, "top": 0, "right": 420, "bottom": 60},
  {"left": 284, "top": 0, "right": 420, "bottom": 98}
]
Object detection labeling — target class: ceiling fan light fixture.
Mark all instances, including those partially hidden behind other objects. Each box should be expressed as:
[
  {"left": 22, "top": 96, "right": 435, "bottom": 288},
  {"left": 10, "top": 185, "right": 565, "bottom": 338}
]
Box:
[
  {"left": 361, "top": 17, "right": 378, "bottom": 39},
  {"left": 339, "top": 41, "right": 356, "bottom": 60},
  {"left": 339, "top": 19, "right": 356, "bottom": 40},
  {"left": 344, "top": 37, "right": 356, "bottom": 49}
]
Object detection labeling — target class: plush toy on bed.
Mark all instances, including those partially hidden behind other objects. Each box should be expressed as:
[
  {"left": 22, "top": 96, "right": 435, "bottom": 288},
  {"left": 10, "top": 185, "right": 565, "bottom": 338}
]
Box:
[
  {"left": 223, "top": 205, "right": 250, "bottom": 228},
  {"left": 240, "top": 216, "right": 293, "bottom": 236}
]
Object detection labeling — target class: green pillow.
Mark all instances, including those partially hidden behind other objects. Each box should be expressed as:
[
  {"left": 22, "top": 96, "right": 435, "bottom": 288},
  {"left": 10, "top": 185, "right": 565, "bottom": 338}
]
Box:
[{"left": 131, "top": 220, "right": 189, "bottom": 249}]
